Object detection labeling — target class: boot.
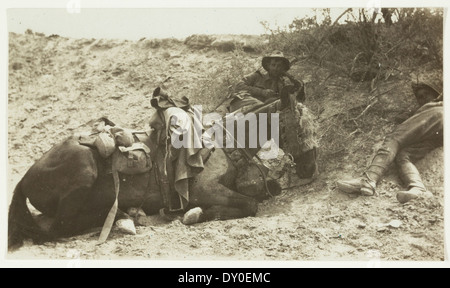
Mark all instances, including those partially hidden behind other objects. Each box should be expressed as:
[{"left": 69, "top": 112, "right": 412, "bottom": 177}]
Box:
[
  {"left": 337, "top": 175, "right": 376, "bottom": 196},
  {"left": 396, "top": 154, "right": 433, "bottom": 204},
  {"left": 338, "top": 146, "right": 390, "bottom": 196},
  {"left": 396, "top": 186, "right": 433, "bottom": 204}
]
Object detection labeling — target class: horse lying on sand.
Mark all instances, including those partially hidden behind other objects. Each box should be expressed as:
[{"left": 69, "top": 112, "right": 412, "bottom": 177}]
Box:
[{"left": 8, "top": 85, "right": 318, "bottom": 251}]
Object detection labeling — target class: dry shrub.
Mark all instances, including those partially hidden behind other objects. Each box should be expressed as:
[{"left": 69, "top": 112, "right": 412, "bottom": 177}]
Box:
[
  {"left": 264, "top": 8, "right": 443, "bottom": 81},
  {"left": 262, "top": 8, "right": 443, "bottom": 168}
]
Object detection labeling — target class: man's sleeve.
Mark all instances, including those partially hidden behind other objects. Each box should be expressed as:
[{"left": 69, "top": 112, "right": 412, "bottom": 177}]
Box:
[
  {"left": 414, "top": 101, "right": 443, "bottom": 115},
  {"left": 235, "top": 72, "right": 266, "bottom": 98}
]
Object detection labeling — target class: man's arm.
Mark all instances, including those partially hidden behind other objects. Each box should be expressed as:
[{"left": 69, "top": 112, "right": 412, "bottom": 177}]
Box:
[
  {"left": 283, "top": 72, "right": 305, "bottom": 103},
  {"left": 414, "top": 101, "right": 443, "bottom": 115},
  {"left": 235, "top": 72, "right": 274, "bottom": 99}
]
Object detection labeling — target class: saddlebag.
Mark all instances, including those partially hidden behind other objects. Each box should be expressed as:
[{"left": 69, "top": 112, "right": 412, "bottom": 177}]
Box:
[{"left": 112, "top": 142, "right": 152, "bottom": 175}]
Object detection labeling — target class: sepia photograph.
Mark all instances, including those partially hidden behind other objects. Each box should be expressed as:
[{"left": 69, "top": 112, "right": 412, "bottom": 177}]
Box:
[{"left": 1, "top": 1, "right": 448, "bottom": 268}]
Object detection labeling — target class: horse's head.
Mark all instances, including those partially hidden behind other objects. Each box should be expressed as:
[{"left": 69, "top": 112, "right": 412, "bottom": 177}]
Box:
[{"left": 278, "top": 84, "right": 318, "bottom": 180}]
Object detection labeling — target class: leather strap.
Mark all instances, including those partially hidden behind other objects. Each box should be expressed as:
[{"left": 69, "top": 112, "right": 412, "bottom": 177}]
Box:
[{"left": 98, "top": 168, "right": 120, "bottom": 244}]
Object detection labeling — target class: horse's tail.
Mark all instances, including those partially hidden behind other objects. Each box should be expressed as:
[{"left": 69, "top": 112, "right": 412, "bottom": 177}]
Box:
[{"left": 8, "top": 180, "right": 46, "bottom": 251}]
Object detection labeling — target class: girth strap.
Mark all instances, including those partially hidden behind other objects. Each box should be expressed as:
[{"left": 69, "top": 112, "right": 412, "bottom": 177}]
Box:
[{"left": 98, "top": 168, "right": 120, "bottom": 244}]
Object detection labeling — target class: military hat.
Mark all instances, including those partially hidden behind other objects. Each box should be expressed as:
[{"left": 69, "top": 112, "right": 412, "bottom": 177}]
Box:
[
  {"left": 411, "top": 81, "right": 443, "bottom": 105},
  {"left": 262, "top": 50, "right": 290, "bottom": 72}
]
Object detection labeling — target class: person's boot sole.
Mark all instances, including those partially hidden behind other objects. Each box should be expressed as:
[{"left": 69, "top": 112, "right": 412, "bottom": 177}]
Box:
[
  {"left": 396, "top": 190, "right": 433, "bottom": 204},
  {"left": 336, "top": 180, "right": 361, "bottom": 194}
]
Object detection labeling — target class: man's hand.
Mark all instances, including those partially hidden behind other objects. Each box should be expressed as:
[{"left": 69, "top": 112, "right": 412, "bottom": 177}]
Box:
[
  {"left": 264, "top": 97, "right": 278, "bottom": 103},
  {"left": 263, "top": 89, "right": 277, "bottom": 99}
]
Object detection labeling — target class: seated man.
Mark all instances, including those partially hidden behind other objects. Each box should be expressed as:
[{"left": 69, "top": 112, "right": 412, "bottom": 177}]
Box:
[
  {"left": 229, "top": 51, "right": 318, "bottom": 179},
  {"left": 229, "top": 50, "right": 305, "bottom": 113},
  {"left": 337, "top": 81, "right": 443, "bottom": 203}
]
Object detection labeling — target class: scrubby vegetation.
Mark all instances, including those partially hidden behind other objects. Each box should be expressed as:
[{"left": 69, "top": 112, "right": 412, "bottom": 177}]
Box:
[
  {"left": 261, "top": 8, "right": 443, "bottom": 169},
  {"left": 177, "top": 8, "right": 443, "bottom": 170}
]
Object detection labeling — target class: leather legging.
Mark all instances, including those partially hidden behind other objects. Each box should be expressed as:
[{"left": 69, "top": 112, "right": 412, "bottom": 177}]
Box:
[{"left": 366, "top": 106, "right": 443, "bottom": 188}]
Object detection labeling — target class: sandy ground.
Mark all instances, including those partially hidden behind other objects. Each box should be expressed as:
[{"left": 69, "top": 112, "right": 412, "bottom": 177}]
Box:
[{"left": 5, "top": 32, "right": 446, "bottom": 266}]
